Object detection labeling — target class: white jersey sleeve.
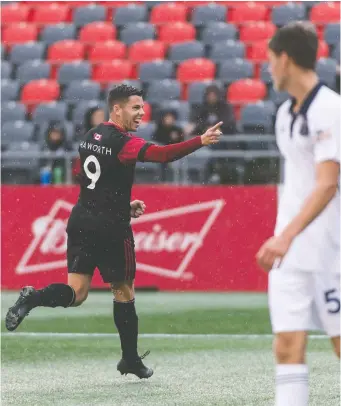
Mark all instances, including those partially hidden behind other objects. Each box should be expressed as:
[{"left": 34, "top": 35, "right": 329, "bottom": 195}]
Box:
[{"left": 313, "top": 104, "right": 340, "bottom": 164}]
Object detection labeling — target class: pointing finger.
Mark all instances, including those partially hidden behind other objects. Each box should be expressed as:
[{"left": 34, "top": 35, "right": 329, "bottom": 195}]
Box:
[{"left": 209, "top": 121, "right": 223, "bottom": 132}]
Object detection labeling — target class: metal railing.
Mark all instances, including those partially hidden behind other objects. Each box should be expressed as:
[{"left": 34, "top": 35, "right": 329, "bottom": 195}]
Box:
[{"left": 1, "top": 134, "right": 283, "bottom": 185}]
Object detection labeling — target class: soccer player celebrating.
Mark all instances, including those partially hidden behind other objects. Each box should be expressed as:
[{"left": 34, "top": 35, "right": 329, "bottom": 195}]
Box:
[
  {"left": 256, "top": 23, "right": 340, "bottom": 406},
  {"left": 6, "top": 84, "right": 223, "bottom": 379}
]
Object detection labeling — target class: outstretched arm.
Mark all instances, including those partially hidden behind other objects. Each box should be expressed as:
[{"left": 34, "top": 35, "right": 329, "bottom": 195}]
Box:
[
  {"left": 142, "top": 121, "right": 223, "bottom": 163},
  {"left": 118, "top": 122, "right": 223, "bottom": 165}
]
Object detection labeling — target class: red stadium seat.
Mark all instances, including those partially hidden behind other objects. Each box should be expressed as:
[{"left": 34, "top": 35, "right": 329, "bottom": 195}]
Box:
[
  {"left": 32, "top": 4, "right": 69, "bottom": 25},
  {"left": 247, "top": 41, "right": 268, "bottom": 62},
  {"left": 159, "top": 23, "right": 196, "bottom": 45},
  {"left": 88, "top": 40, "right": 126, "bottom": 61},
  {"left": 129, "top": 40, "right": 166, "bottom": 63},
  {"left": 21, "top": 79, "right": 60, "bottom": 104},
  {"left": 240, "top": 22, "right": 276, "bottom": 42},
  {"left": 1, "top": 4, "right": 30, "bottom": 24},
  {"left": 92, "top": 60, "right": 133, "bottom": 83},
  {"left": 150, "top": 2, "right": 188, "bottom": 25},
  {"left": 227, "top": 79, "right": 266, "bottom": 104},
  {"left": 310, "top": 2, "right": 340, "bottom": 24},
  {"left": 317, "top": 40, "right": 329, "bottom": 59},
  {"left": 228, "top": 2, "right": 270, "bottom": 23},
  {"left": 177, "top": 58, "right": 215, "bottom": 83},
  {"left": 79, "top": 22, "right": 116, "bottom": 43},
  {"left": 48, "top": 40, "right": 85, "bottom": 63},
  {"left": 142, "top": 102, "right": 151, "bottom": 122},
  {"left": 2, "top": 24, "right": 38, "bottom": 47}
]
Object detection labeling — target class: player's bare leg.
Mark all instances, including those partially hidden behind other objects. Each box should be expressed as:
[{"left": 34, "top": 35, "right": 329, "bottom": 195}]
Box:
[
  {"left": 5, "top": 273, "right": 91, "bottom": 331},
  {"left": 331, "top": 336, "right": 340, "bottom": 358},
  {"left": 274, "top": 331, "right": 309, "bottom": 406},
  {"left": 112, "top": 280, "right": 153, "bottom": 379}
]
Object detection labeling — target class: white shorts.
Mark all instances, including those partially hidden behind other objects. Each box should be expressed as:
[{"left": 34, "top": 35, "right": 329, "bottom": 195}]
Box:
[{"left": 269, "top": 269, "right": 340, "bottom": 337}]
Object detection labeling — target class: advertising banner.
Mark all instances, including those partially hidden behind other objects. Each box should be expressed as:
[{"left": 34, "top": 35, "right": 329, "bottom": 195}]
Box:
[{"left": 1, "top": 185, "right": 276, "bottom": 291}]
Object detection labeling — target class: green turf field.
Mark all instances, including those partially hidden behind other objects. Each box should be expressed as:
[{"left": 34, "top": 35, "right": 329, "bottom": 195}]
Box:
[{"left": 1, "top": 292, "right": 339, "bottom": 406}]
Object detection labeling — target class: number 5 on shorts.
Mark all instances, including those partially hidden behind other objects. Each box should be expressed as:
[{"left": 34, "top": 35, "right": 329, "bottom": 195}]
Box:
[
  {"left": 324, "top": 289, "right": 340, "bottom": 314},
  {"left": 84, "top": 155, "right": 101, "bottom": 190}
]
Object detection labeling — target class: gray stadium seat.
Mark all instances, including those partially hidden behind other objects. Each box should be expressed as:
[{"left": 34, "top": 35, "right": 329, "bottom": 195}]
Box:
[
  {"left": 64, "top": 80, "right": 101, "bottom": 104},
  {"left": 168, "top": 41, "right": 205, "bottom": 63},
  {"left": 268, "top": 86, "right": 289, "bottom": 106},
  {"left": 32, "top": 102, "right": 68, "bottom": 125},
  {"left": 2, "top": 121, "right": 34, "bottom": 145},
  {"left": 146, "top": 80, "right": 181, "bottom": 104},
  {"left": 218, "top": 59, "right": 253, "bottom": 82},
  {"left": 271, "top": 3, "right": 306, "bottom": 26},
  {"left": 57, "top": 62, "right": 91, "bottom": 85},
  {"left": 17, "top": 60, "right": 51, "bottom": 84},
  {"left": 202, "top": 23, "right": 237, "bottom": 45},
  {"left": 316, "top": 58, "right": 337, "bottom": 88},
  {"left": 139, "top": 61, "right": 174, "bottom": 82},
  {"left": 114, "top": 4, "right": 147, "bottom": 26},
  {"left": 73, "top": 5, "right": 106, "bottom": 27},
  {"left": 1, "top": 142, "right": 40, "bottom": 185},
  {"left": 120, "top": 23, "right": 155, "bottom": 46},
  {"left": 1, "top": 61, "right": 11, "bottom": 79},
  {"left": 38, "top": 121, "right": 75, "bottom": 145},
  {"left": 186, "top": 148, "right": 211, "bottom": 183},
  {"left": 1, "top": 80, "right": 20, "bottom": 101},
  {"left": 240, "top": 102, "right": 274, "bottom": 134},
  {"left": 41, "top": 24, "right": 76, "bottom": 46},
  {"left": 332, "top": 45, "right": 340, "bottom": 63},
  {"left": 209, "top": 40, "right": 245, "bottom": 62},
  {"left": 158, "top": 100, "right": 190, "bottom": 122},
  {"left": 10, "top": 43, "right": 45, "bottom": 65},
  {"left": 324, "top": 23, "right": 340, "bottom": 46},
  {"left": 187, "top": 81, "right": 224, "bottom": 104},
  {"left": 192, "top": 4, "right": 227, "bottom": 26},
  {"left": 135, "top": 122, "right": 156, "bottom": 141},
  {"left": 260, "top": 62, "right": 272, "bottom": 84},
  {"left": 73, "top": 100, "right": 107, "bottom": 125},
  {"left": 1, "top": 102, "right": 26, "bottom": 123}
]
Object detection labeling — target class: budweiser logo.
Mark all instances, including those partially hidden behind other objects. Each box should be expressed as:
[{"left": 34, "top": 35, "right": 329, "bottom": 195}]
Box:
[{"left": 16, "top": 199, "right": 225, "bottom": 279}]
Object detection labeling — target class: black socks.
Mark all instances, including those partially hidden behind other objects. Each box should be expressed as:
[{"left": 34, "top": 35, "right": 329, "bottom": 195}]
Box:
[
  {"left": 114, "top": 299, "right": 139, "bottom": 361},
  {"left": 31, "top": 283, "right": 75, "bottom": 308}
]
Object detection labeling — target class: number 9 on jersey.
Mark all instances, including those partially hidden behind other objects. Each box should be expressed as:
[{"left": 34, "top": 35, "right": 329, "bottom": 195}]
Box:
[{"left": 84, "top": 155, "right": 101, "bottom": 190}]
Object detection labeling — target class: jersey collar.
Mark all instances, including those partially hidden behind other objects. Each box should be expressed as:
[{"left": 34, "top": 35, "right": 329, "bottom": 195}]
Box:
[
  {"left": 289, "top": 81, "right": 324, "bottom": 117},
  {"left": 103, "top": 121, "right": 129, "bottom": 134}
]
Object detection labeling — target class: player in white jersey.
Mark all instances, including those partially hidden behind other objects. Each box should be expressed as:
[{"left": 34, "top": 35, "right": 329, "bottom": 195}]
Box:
[{"left": 256, "top": 22, "right": 340, "bottom": 406}]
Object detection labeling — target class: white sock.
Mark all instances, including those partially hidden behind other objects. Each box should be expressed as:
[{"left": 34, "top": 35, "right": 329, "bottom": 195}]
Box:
[{"left": 275, "top": 364, "right": 309, "bottom": 406}]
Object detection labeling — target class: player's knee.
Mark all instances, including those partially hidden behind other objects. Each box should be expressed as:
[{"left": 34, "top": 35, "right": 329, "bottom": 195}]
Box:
[
  {"left": 71, "top": 287, "right": 89, "bottom": 306},
  {"left": 111, "top": 280, "right": 134, "bottom": 302},
  {"left": 274, "top": 333, "right": 306, "bottom": 364},
  {"left": 331, "top": 337, "right": 340, "bottom": 358}
]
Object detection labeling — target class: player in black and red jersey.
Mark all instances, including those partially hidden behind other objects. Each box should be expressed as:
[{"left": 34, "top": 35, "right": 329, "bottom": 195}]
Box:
[{"left": 5, "top": 84, "right": 222, "bottom": 379}]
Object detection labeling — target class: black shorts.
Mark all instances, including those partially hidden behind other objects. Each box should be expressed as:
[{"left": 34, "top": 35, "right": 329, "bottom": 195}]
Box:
[{"left": 66, "top": 207, "right": 136, "bottom": 283}]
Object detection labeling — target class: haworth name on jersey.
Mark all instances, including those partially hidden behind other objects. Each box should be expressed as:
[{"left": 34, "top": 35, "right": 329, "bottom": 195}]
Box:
[{"left": 79, "top": 141, "right": 112, "bottom": 156}]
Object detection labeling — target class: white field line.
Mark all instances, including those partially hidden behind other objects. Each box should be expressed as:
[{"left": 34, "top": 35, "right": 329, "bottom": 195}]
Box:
[{"left": 1, "top": 332, "right": 326, "bottom": 339}]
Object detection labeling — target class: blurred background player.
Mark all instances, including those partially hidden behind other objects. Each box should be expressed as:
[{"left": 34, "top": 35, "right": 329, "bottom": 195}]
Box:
[
  {"left": 256, "top": 22, "right": 340, "bottom": 406},
  {"left": 5, "top": 84, "right": 223, "bottom": 379}
]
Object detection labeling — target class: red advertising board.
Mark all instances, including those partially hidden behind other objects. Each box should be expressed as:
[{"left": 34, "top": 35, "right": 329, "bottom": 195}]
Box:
[{"left": 1, "top": 185, "right": 276, "bottom": 291}]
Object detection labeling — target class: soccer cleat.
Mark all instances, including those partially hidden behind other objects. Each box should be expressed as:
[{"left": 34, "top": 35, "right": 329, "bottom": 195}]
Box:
[
  {"left": 5, "top": 286, "right": 36, "bottom": 331},
  {"left": 117, "top": 350, "right": 154, "bottom": 379}
]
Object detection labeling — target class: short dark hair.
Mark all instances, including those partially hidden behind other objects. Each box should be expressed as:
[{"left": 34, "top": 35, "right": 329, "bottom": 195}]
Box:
[
  {"left": 107, "top": 84, "right": 143, "bottom": 111},
  {"left": 269, "top": 22, "right": 318, "bottom": 70}
]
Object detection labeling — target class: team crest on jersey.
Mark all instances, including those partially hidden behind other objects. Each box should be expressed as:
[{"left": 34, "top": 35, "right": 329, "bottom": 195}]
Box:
[{"left": 93, "top": 133, "right": 102, "bottom": 141}]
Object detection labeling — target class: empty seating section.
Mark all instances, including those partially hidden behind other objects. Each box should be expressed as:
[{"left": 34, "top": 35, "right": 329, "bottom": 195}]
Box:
[{"left": 0, "top": 0, "right": 339, "bottom": 155}]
